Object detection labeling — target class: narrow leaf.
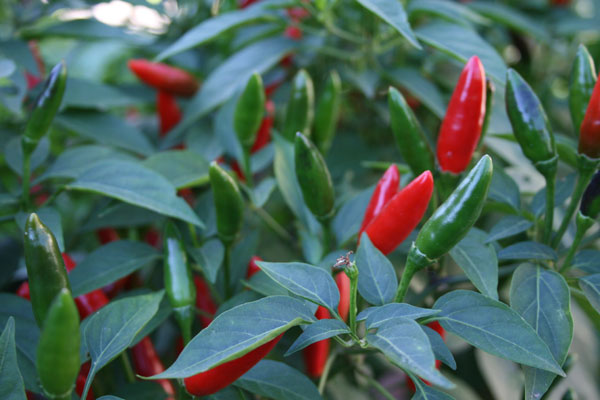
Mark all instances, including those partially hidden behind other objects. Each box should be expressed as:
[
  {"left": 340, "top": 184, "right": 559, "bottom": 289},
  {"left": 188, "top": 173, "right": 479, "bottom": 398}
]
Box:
[
  {"left": 357, "top": 303, "right": 440, "bottom": 329},
  {"left": 356, "top": 0, "right": 421, "bottom": 49},
  {"left": 356, "top": 234, "right": 398, "bottom": 305},
  {"left": 579, "top": 274, "right": 600, "bottom": 313},
  {"left": 572, "top": 250, "right": 600, "bottom": 273},
  {"left": 422, "top": 325, "right": 456, "bottom": 370},
  {"left": 486, "top": 215, "right": 533, "bottom": 243},
  {"left": 497, "top": 241, "right": 557, "bottom": 261},
  {"left": 285, "top": 319, "right": 350, "bottom": 355},
  {"left": 0, "top": 318, "right": 27, "bottom": 400}
]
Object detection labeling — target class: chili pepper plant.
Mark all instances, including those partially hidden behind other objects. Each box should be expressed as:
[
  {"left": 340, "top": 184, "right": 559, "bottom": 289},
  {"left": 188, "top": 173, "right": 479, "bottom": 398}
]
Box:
[{"left": 1, "top": 0, "right": 599, "bottom": 399}]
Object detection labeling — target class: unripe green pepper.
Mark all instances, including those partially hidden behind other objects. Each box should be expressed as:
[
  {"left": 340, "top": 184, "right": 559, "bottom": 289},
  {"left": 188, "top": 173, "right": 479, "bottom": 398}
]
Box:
[
  {"left": 209, "top": 162, "right": 244, "bottom": 244},
  {"left": 395, "top": 155, "right": 493, "bottom": 302},
  {"left": 36, "top": 289, "right": 80, "bottom": 400},
  {"left": 234, "top": 73, "right": 265, "bottom": 150},
  {"left": 388, "top": 87, "right": 434, "bottom": 175},
  {"left": 283, "top": 69, "right": 314, "bottom": 141},
  {"left": 294, "top": 132, "right": 335, "bottom": 220},
  {"left": 505, "top": 69, "right": 557, "bottom": 175},
  {"left": 313, "top": 70, "right": 341, "bottom": 154},
  {"left": 24, "top": 213, "right": 71, "bottom": 327},
  {"left": 569, "top": 45, "right": 596, "bottom": 135},
  {"left": 22, "top": 61, "right": 67, "bottom": 156},
  {"left": 580, "top": 170, "right": 600, "bottom": 219},
  {"left": 163, "top": 221, "right": 196, "bottom": 344}
]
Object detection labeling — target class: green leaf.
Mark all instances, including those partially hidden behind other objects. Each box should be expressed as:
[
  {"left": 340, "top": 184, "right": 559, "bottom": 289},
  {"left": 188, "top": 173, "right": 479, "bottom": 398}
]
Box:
[
  {"left": 130, "top": 294, "right": 172, "bottom": 347},
  {"left": 252, "top": 177, "right": 276, "bottom": 208},
  {"left": 357, "top": 303, "right": 440, "bottom": 329},
  {"left": 579, "top": 274, "right": 600, "bottom": 314},
  {"left": 0, "top": 295, "right": 41, "bottom": 393},
  {"left": 468, "top": 2, "right": 549, "bottom": 43},
  {"left": 486, "top": 215, "right": 533, "bottom": 243},
  {"left": 285, "top": 319, "right": 350, "bottom": 355},
  {"left": 37, "top": 145, "right": 135, "bottom": 182},
  {"left": 63, "top": 77, "right": 141, "bottom": 109},
  {"left": 488, "top": 166, "right": 520, "bottom": 211},
  {"left": 188, "top": 239, "right": 225, "bottom": 284},
  {"left": 0, "top": 318, "right": 27, "bottom": 400},
  {"left": 142, "top": 150, "right": 210, "bottom": 189},
  {"left": 163, "top": 38, "right": 297, "bottom": 149},
  {"left": 510, "top": 264, "right": 573, "bottom": 400},
  {"left": 415, "top": 21, "right": 507, "bottom": 85},
  {"left": 356, "top": 0, "right": 421, "bottom": 49},
  {"left": 151, "top": 296, "right": 315, "bottom": 378},
  {"left": 422, "top": 325, "right": 456, "bottom": 370},
  {"left": 387, "top": 67, "right": 446, "bottom": 118},
  {"left": 497, "top": 241, "right": 557, "bottom": 261},
  {"left": 70, "top": 240, "right": 160, "bottom": 297},
  {"left": 530, "top": 174, "right": 576, "bottom": 217},
  {"left": 434, "top": 290, "right": 565, "bottom": 376},
  {"left": 245, "top": 271, "right": 290, "bottom": 297},
  {"left": 256, "top": 261, "right": 340, "bottom": 313},
  {"left": 67, "top": 160, "right": 204, "bottom": 227},
  {"left": 356, "top": 234, "right": 398, "bottom": 305},
  {"left": 408, "top": 0, "right": 488, "bottom": 27},
  {"left": 156, "top": 0, "right": 287, "bottom": 60},
  {"left": 4, "top": 136, "right": 49, "bottom": 176},
  {"left": 55, "top": 111, "right": 154, "bottom": 157},
  {"left": 22, "top": 18, "right": 150, "bottom": 43},
  {"left": 367, "top": 317, "right": 453, "bottom": 388},
  {"left": 449, "top": 228, "right": 498, "bottom": 300},
  {"left": 82, "top": 291, "right": 164, "bottom": 399},
  {"left": 273, "top": 133, "right": 320, "bottom": 234},
  {"left": 572, "top": 250, "right": 600, "bottom": 273},
  {"left": 412, "top": 383, "right": 456, "bottom": 400},
  {"left": 82, "top": 203, "right": 161, "bottom": 231},
  {"left": 15, "top": 206, "right": 64, "bottom": 252},
  {"left": 332, "top": 186, "right": 372, "bottom": 246},
  {"left": 235, "top": 360, "right": 322, "bottom": 400}
]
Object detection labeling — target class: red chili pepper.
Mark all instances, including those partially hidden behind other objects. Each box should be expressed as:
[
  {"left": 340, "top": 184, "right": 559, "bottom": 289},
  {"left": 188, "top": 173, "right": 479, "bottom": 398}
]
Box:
[
  {"left": 76, "top": 362, "right": 94, "bottom": 400},
  {"left": 436, "top": 56, "right": 487, "bottom": 174},
  {"left": 178, "top": 187, "right": 195, "bottom": 207},
  {"left": 96, "top": 227, "right": 120, "bottom": 244},
  {"left": 131, "top": 337, "right": 175, "bottom": 399},
  {"left": 194, "top": 276, "right": 217, "bottom": 328},
  {"left": 239, "top": 0, "right": 259, "bottom": 7},
  {"left": 128, "top": 59, "right": 199, "bottom": 98},
  {"left": 247, "top": 256, "right": 262, "bottom": 279},
  {"left": 303, "top": 306, "right": 331, "bottom": 378},
  {"left": 579, "top": 71, "right": 600, "bottom": 158},
  {"left": 184, "top": 334, "right": 283, "bottom": 396},
  {"left": 335, "top": 272, "right": 350, "bottom": 322},
  {"left": 144, "top": 228, "right": 161, "bottom": 249},
  {"left": 358, "top": 165, "right": 400, "bottom": 239},
  {"left": 362, "top": 170, "right": 434, "bottom": 254},
  {"left": 251, "top": 100, "right": 275, "bottom": 153},
  {"left": 157, "top": 91, "right": 182, "bottom": 136}
]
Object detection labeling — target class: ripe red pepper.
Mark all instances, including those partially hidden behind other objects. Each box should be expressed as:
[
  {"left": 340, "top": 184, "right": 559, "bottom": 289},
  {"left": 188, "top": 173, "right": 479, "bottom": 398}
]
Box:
[
  {"left": 131, "top": 337, "right": 176, "bottom": 399},
  {"left": 157, "top": 91, "right": 182, "bottom": 136},
  {"left": 436, "top": 56, "right": 487, "bottom": 174},
  {"left": 247, "top": 255, "right": 262, "bottom": 279},
  {"left": 251, "top": 100, "right": 275, "bottom": 153},
  {"left": 358, "top": 165, "right": 400, "bottom": 239},
  {"left": 128, "top": 59, "right": 199, "bottom": 98},
  {"left": 335, "top": 272, "right": 351, "bottom": 322},
  {"left": 194, "top": 276, "right": 218, "bottom": 328},
  {"left": 184, "top": 334, "right": 283, "bottom": 396},
  {"left": 579, "top": 71, "right": 600, "bottom": 158},
  {"left": 362, "top": 170, "right": 434, "bottom": 254},
  {"left": 303, "top": 306, "right": 331, "bottom": 378}
]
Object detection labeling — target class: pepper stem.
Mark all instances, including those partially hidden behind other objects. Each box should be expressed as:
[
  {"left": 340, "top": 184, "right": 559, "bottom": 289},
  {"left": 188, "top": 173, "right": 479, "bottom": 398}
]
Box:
[
  {"left": 542, "top": 167, "right": 556, "bottom": 245},
  {"left": 551, "top": 155, "right": 598, "bottom": 248},
  {"left": 395, "top": 243, "right": 434, "bottom": 303},
  {"left": 317, "top": 349, "right": 338, "bottom": 394},
  {"left": 21, "top": 151, "right": 32, "bottom": 210},
  {"left": 320, "top": 217, "right": 333, "bottom": 255},
  {"left": 223, "top": 244, "right": 232, "bottom": 299},
  {"left": 560, "top": 212, "right": 594, "bottom": 273},
  {"left": 345, "top": 262, "right": 359, "bottom": 335},
  {"left": 241, "top": 148, "right": 253, "bottom": 188}
]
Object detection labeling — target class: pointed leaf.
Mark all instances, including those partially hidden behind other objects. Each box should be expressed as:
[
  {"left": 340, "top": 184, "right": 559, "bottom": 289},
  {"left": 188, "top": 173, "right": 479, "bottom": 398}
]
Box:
[
  {"left": 510, "top": 264, "right": 573, "bottom": 400},
  {"left": 142, "top": 150, "right": 210, "bottom": 189},
  {"left": 235, "top": 360, "right": 322, "bottom": 400},
  {"left": 498, "top": 241, "right": 557, "bottom": 261},
  {"left": 572, "top": 250, "right": 600, "bottom": 273},
  {"left": 434, "top": 290, "right": 565, "bottom": 376},
  {"left": 367, "top": 317, "right": 453, "bottom": 388},
  {"left": 285, "top": 319, "right": 350, "bottom": 355},
  {"left": 579, "top": 274, "right": 600, "bottom": 314},
  {"left": 0, "top": 318, "right": 27, "bottom": 400},
  {"left": 486, "top": 216, "right": 533, "bottom": 243},
  {"left": 449, "top": 228, "right": 498, "bottom": 299},
  {"left": 188, "top": 239, "right": 225, "bottom": 284},
  {"left": 152, "top": 296, "right": 315, "bottom": 378},
  {"left": 356, "top": 0, "right": 421, "bottom": 49},
  {"left": 488, "top": 166, "right": 520, "bottom": 211},
  {"left": 411, "top": 380, "right": 456, "bottom": 400},
  {"left": 256, "top": 261, "right": 339, "bottom": 313},
  {"left": 422, "top": 325, "right": 456, "bottom": 370},
  {"left": 357, "top": 303, "right": 440, "bottom": 329},
  {"left": 356, "top": 234, "right": 398, "bottom": 305}
]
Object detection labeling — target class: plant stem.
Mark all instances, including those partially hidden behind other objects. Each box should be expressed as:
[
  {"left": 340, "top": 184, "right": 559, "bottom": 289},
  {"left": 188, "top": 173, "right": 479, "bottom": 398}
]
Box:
[
  {"left": 21, "top": 151, "right": 32, "bottom": 210},
  {"left": 223, "top": 244, "right": 232, "bottom": 299},
  {"left": 241, "top": 149, "right": 253, "bottom": 188},
  {"left": 552, "top": 166, "right": 595, "bottom": 248},
  {"left": 395, "top": 260, "right": 417, "bottom": 303},
  {"left": 348, "top": 268, "right": 358, "bottom": 336},
  {"left": 542, "top": 169, "right": 556, "bottom": 245},
  {"left": 251, "top": 205, "right": 294, "bottom": 243},
  {"left": 560, "top": 213, "right": 594, "bottom": 273},
  {"left": 320, "top": 217, "right": 332, "bottom": 255},
  {"left": 121, "top": 352, "right": 136, "bottom": 383},
  {"left": 317, "top": 350, "right": 338, "bottom": 394}
]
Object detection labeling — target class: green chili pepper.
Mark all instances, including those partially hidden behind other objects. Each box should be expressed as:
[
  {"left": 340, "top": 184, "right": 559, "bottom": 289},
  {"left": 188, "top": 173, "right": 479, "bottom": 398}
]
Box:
[
  {"left": 24, "top": 213, "right": 71, "bottom": 327},
  {"left": 505, "top": 69, "right": 557, "bottom": 175},
  {"left": 388, "top": 87, "right": 434, "bottom": 175},
  {"left": 479, "top": 79, "right": 495, "bottom": 147},
  {"left": 395, "top": 155, "right": 493, "bottom": 302},
  {"left": 294, "top": 132, "right": 335, "bottom": 220},
  {"left": 569, "top": 44, "right": 597, "bottom": 135},
  {"left": 209, "top": 162, "right": 244, "bottom": 245},
  {"left": 36, "top": 288, "right": 80, "bottom": 400},
  {"left": 22, "top": 61, "right": 67, "bottom": 157},
  {"left": 234, "top": 73, "right": 265, "bottom": 150},
  {"left": 163, "top": 221, "right": 196, "bottom": 345},
  {"left": 313, "top": 70, "right": 341, "bottom": 155},
  {"left": 283, "top": 69, "right": 314, "bottom": 141}
]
